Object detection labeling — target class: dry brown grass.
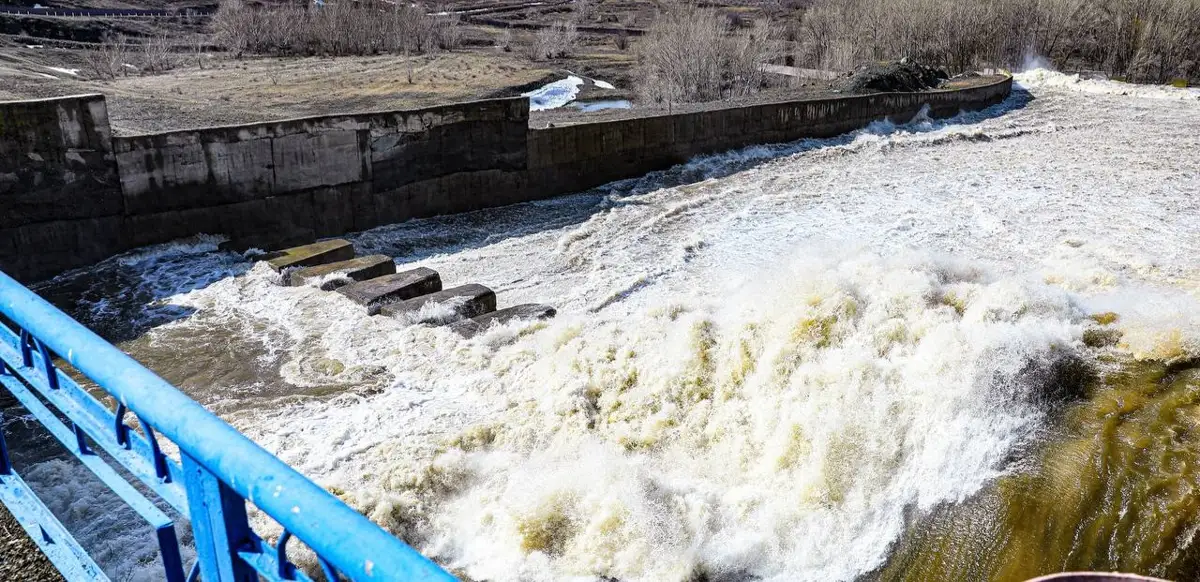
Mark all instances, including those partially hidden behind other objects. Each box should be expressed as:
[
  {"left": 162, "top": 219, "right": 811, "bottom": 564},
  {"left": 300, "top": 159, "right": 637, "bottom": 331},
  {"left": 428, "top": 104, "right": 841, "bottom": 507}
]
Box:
[{"left": 3, "top": 51, "right": 554, "bottom": 134}]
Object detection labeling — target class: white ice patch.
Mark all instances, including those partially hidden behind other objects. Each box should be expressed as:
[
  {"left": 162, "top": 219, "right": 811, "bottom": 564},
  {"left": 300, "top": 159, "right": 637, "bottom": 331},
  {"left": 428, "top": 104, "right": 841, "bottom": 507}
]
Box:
[
  {"left": 524, "top": 76, "right": 585, "bottom": 111},
  {"left": 45, "top": 66, "right": 80, "bottom": 76},
  {"left": 1016, "top": 68, "right": 1200, "bottom": 101},
  {"left": 593, "top": 79, "right": 616, "bottom": 90}
]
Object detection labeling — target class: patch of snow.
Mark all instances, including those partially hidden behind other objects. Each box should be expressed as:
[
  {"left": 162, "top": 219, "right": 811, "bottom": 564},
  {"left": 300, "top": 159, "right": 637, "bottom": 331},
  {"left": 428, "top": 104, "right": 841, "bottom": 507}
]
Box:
[
  {"left": 522, "top": 75, "right": 584, "bottom": 111},
  {"left": 593, "top": 78, "right": 616, "bottom": 90},
  {"left": 45, "top": 66, "right": 80, "bottom": 76},
  {"left": 37, "top": 73, "right": 56, "bottom": 79},
  {"left": 26, "top": 44, "right": 44, "bottom": 49}
]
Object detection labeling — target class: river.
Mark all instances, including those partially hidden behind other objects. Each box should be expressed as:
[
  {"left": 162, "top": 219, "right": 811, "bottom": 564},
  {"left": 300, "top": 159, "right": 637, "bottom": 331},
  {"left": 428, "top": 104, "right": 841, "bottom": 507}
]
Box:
[{"left": 26, "top": 70, "right": 1200, "bottom": 581}]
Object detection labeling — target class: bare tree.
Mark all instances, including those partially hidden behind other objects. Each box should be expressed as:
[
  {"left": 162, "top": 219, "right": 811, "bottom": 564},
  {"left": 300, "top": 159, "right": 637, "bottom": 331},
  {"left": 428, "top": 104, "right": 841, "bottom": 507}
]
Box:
[
  {"left": 636, "top": 4, "right": 779, "bottom": 104},
  {"left": 212, "top": 0, "right": 465, "bottom": 58},
  {"left": 531, "top": 20, "right": 579, "bottom": 60},
  {"left": 142, "top": 34, "right": 174, "bottom": 73},
  {"left": 85, "top": 34, "right": 130, "bottom": 80}
]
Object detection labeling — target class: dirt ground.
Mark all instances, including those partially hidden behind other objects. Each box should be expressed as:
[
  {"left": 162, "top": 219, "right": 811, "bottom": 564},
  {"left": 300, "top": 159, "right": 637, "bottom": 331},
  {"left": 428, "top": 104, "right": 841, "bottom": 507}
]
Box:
[
  {"left": 0, "top": 0, "right": 827, "bottom": 134},
  {"left": 0, "top": 41, "right": 566, "bottom": 133}
]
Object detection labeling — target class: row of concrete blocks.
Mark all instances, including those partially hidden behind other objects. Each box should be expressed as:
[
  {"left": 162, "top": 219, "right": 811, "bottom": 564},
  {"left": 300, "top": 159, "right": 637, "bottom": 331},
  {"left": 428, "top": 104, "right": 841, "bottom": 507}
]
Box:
[{"left": 255, "top": 239, "right": 556, "bottom": 337}]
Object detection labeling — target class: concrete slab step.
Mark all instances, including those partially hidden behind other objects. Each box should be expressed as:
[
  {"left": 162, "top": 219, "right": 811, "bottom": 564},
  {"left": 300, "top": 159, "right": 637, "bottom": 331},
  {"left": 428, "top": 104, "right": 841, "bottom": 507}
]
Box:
[
  {"left": 265, "top": 239, "right": 355, "bottom": 272},
  {"left": 285, "top": 255, "right": 396, "bottom": 290},
  {"left": 450, "top": 303, "right": 557, "bottom": 337},
  {"left": 338, "top": 268, "right": 443, "bottom": 314},
  {"left": 379, "top": 283, "right": 497, "bottom": 324}
]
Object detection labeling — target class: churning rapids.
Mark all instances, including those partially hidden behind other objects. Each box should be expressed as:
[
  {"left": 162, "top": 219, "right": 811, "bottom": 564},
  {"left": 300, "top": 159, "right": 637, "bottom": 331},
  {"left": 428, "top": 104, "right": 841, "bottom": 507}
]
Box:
[{"left": 18, "top": 70, "right": 1200, "bottom": 582}]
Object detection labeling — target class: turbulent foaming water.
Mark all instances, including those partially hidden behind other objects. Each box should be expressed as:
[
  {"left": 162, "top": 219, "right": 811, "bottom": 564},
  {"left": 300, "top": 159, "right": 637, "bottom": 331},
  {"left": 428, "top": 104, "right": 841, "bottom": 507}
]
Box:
[{"left": 25, "top": 71, "right": 1200, "bottom": 580}]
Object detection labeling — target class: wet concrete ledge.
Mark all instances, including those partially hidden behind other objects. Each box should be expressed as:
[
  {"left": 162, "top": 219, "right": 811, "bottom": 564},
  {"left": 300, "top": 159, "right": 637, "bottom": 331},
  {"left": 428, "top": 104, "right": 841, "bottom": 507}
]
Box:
[{"left": 0, "top": 76, "right": 1012, "bottom": 282}]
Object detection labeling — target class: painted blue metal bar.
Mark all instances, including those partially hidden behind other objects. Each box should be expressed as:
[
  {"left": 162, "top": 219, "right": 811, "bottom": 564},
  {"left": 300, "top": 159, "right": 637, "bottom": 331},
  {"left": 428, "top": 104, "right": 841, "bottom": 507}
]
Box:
[
  {"left": 0, "top": 319, "right": 189, "bottom": 512},
  {"left": 0, "top": 371, "right": 186, "bottom": 580},
  {"left": 0, "top": 269, "right": 457, "bottom": 581},
  {"left": 0, "top": 468, "right": 109, "bottom": 580}
]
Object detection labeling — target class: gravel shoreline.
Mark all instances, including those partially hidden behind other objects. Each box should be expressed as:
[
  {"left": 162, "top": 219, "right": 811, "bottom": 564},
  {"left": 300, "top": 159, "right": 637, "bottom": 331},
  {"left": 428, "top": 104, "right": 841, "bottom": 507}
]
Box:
[{"left": 0, "top": 501, "right": 65, "bottom": 582}]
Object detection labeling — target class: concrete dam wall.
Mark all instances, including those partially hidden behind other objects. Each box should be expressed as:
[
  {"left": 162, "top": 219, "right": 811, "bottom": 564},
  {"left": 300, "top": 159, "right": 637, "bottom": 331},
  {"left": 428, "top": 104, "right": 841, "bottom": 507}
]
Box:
[{"left": 0, "top": 76, "right": 1012, "bottom": 282}]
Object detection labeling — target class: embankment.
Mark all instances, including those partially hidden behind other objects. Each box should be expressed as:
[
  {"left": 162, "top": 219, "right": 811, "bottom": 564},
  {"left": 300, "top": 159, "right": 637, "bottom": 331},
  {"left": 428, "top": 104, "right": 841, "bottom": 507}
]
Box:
[{"left": 0, "top": 76, "right": 1011, "bottom": 281}]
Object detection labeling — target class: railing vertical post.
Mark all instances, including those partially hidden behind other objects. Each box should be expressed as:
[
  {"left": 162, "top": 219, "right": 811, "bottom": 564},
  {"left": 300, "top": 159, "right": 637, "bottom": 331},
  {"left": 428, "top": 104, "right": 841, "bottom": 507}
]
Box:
[{"left": 181, "top": 453, "right": 257, "bottom": 582}]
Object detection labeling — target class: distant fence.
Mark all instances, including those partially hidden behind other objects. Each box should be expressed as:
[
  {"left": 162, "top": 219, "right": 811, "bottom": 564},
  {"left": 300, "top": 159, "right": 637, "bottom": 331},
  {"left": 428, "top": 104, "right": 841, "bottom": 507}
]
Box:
[
  {"left": 0, "top": 269, "right": 458, "bottom": 581},
  {"left": 0, "top": 5, "right": 209, "bottom": 17},
  {"left": 0, "top": 76, "right": 1012, "bottom": 282}
]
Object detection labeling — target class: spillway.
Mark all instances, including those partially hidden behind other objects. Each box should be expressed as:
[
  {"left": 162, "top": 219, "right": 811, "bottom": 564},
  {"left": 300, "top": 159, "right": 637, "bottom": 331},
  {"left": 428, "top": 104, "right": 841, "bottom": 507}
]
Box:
[{"left": 27, "top": 70, "right": 1200, "bottom": 581}]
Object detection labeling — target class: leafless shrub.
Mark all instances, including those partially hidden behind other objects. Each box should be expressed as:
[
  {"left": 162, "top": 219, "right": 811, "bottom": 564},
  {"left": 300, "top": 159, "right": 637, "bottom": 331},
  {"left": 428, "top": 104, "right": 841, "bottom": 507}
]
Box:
[
  {"left": 213, "top": 0, "right": 463, "bottom": 57},
  {"left": 574, "top": 0, "right": 593, "bottom": 22},
  {"left": 797, "top": 0, "right": 1200, "bottom": 82},
  {"left": 497, "top": 29, "right": 514, "bottom": 52},
  {"left": 141, "top": 34, "right": 174, "bottom": 73},
  {"left": 435, "top": 14, "right": 464, "bottom": 51},
  {"left": 614, "top": 29, "right": 630, "bottom": 51},
  {"left": 636, "top": 4, "right": 779, "bottom": 104},
  {"left": 190, "top": 35, "right": 207, "bottom": 69},
  {"left": 530, "top": 20, "right": 579, "bottom": 60},
  {"left": 85, "top": 34, "right": 130, "bottom": 80}
]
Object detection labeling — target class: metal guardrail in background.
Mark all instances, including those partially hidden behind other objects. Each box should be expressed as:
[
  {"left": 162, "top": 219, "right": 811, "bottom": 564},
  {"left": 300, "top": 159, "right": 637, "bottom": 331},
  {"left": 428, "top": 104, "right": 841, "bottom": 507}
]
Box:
[
  {"left": 0, "top": 269, "right": 457, "bottom": 582},
  {"left": 0, "top": 5, "right": 212, "bottom": 17}
]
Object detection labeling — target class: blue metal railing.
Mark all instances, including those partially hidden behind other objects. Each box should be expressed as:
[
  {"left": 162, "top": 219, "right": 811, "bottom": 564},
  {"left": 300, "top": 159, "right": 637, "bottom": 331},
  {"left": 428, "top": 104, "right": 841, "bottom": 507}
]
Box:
[{"left": 0, "top": 269, "right": 457, "bottom": 582}]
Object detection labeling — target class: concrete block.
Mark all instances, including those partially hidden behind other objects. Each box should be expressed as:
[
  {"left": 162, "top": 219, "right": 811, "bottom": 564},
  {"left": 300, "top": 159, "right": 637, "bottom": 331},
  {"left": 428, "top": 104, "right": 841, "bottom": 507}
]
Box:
[
  {"left": 338, "top": 267, "right": 442, "bottom": 313},
  {"left": 450, "top": 303, "right": 557, "bottom": 337},
  {"left": 285, "top": 254, "right": 395, "bottom": 289},
  {"left": 272, "top": 130, "right": 363, "bottom": 192},
  {"left": 205, "top": 138, "right": 275, "bottom": 197},
  {"left": 0, "top": 94, "right": 122, "bottom": 228},
  {"left": 264, "top": 239, "right": 354, "bottom": 272},
  {"left": 379, "top": 283, "right": 496, "bottom": 323}
]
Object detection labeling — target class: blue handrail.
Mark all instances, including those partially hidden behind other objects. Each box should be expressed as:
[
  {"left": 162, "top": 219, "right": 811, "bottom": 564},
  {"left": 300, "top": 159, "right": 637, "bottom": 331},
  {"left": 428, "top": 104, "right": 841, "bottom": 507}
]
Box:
[{"left": 0, "top": 269, "right": 457, "bottom": 582}]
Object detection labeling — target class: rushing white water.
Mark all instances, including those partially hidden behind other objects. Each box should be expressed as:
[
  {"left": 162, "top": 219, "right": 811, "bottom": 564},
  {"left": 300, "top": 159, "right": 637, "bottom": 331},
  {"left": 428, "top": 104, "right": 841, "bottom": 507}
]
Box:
[{"left": 30, "top": 71, "right": 1200, "bottom": 580}]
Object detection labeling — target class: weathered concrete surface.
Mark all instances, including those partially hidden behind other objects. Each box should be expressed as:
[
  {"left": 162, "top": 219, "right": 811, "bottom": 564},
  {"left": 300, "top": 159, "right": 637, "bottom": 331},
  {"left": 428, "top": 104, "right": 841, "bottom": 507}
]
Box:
[
  {"left": 0, "top": 77, "right": 1013, "bottom": 282},
  {"left": 0, "top": 94, "right": 124, "bottom": 280},
  {"left": 111, "top": 99, "right": 529, "bottom": 216},
  {"left": 379, "top": 283, "right": 497, "bottom": 323},
  {"left": 450, "top": 303, "right": 557, "bottom": 337},
  {"left": 337, "top": 267, "right": 443, "bottom": 313},
  {"left": 285, "top": 254, "right": 395, "bottom": 289},
  {"left": 265, "top": 239, "right": 355, "bottom": 272},
  {"left": 0, "top": 94, "right": 120, "bottom": 229}
]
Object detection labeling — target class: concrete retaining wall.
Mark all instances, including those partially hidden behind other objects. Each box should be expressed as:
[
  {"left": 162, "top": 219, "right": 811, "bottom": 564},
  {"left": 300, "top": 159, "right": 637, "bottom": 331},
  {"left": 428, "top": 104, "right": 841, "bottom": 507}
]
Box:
[{"left": 0, "top": 76, "right": 1012, "bottom": 282}]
